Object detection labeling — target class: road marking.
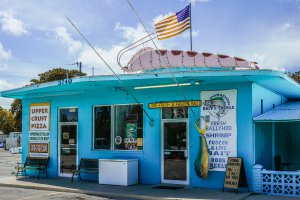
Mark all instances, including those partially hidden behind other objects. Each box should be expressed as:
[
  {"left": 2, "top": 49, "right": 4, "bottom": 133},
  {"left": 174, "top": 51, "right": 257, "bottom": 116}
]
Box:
[{"left": 17, "top": 192, "right": 63, "bottom": 200}]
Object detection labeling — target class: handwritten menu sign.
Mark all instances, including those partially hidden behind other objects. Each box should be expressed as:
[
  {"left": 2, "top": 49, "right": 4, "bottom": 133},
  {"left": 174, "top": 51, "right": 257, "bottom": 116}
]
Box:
[{"left": 223, "top": 157, "right": 248, "bottom": 192}]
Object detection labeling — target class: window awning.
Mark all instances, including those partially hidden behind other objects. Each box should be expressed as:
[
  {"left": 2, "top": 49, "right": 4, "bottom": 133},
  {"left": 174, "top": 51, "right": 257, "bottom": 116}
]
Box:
[{"left": 254, "top": 101, "right": 300, "bottom": 122}]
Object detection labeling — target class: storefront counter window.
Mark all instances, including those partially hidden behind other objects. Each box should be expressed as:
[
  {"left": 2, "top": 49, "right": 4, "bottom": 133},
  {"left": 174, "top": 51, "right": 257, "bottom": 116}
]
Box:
[
  {"left": 94, "top": 106, "right": 111, "bottom": 149},
  {"left": 93, "top": 104, "right": 143, "bottom": 150}
]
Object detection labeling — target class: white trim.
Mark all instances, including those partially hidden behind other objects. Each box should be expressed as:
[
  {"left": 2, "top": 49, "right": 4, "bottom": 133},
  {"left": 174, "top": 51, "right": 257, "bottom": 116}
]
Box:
[
  {"left": 58, "top": 107, "right": 78, "bottom": 177},
  {"left": 161, "top": 118, "right": 189, "bottom": 185}
]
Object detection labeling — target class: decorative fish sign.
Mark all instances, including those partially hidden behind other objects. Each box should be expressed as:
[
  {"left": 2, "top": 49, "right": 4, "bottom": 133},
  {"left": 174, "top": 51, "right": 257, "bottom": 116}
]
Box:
[{"left": 194, "top": 121, "right": 209, "bottom": 178}]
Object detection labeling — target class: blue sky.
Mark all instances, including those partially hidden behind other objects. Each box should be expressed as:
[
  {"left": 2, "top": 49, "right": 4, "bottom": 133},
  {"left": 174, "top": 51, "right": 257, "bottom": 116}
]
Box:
[{"left": 0, "top": 0, "right": 300, "bottom": 108}]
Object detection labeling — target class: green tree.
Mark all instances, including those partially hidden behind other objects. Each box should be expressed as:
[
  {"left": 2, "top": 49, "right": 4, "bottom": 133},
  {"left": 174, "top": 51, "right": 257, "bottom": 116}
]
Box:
[
  {"left": 10, "top": 99, "right": 22, "bottom": 132},
  {"left": 290, "top": 71, "right": 300, "bottom": 84},
  {"left": 30, "top": 68, "right": 86, "bottom": 85},
  {"left": 11, "top": 68, "right": 86, "bottom": 131},
  {"left": 0, "top": 106, "right": 16, "bottom": 134}
]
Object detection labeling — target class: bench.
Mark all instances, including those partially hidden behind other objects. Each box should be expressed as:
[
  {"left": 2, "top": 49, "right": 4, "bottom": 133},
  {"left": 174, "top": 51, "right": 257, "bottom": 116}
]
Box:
[
  {"left": 16, "top": 156, "right": 49, "bottom": 179},
  {"left": 71, "top": 158, "right": 98, "bottom": 182}
]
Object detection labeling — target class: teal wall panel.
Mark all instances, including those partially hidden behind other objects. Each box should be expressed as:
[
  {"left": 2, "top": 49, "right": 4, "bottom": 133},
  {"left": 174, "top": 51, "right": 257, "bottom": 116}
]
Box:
[{"left": 21, "top": 81, "right": 256, "bottom": 189}]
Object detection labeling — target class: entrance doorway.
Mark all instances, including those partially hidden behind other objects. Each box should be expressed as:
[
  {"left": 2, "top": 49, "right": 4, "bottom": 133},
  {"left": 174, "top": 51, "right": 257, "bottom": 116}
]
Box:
[
  {"left": 161, "top": 107, "right": 189, "bottom": 184},
  {"left": 58, "top": 108, "right": 78, "bottom": 176}
]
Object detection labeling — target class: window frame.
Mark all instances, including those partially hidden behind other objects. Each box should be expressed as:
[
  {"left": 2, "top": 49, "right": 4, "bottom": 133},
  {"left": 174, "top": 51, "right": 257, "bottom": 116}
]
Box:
[{"left": 92, "top": 103, "right": 144, "bottom": 151}]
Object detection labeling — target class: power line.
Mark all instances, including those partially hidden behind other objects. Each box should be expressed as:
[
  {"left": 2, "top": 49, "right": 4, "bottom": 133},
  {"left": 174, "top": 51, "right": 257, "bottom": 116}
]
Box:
[
  {"left": 126, "top": 0, "right": 199, "bottom": 123},
  {"left": 65, "top": 16, "right": 154, "bottom": 125}
]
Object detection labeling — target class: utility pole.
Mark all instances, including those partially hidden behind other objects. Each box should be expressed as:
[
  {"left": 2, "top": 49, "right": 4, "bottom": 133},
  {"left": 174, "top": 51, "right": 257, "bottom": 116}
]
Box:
[{"left": 76, "top": 61, "right": 82, "bottom": 76}]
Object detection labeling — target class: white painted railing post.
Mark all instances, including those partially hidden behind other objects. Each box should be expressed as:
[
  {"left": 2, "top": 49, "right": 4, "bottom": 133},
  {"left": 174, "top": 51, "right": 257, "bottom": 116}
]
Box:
[{"left": 252, "top": 164, "right": 263, "bottom": 193}]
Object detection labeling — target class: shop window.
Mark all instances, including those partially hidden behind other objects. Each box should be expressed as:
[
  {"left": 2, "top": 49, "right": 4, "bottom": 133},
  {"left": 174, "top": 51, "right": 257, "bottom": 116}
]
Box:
[
  {"left": 114, "top": 105, "right": 143, "bottom": 150},
  {"left": 162, "top": 107, "right": 188, "bottom": 119},
  {"left": 94, "top": 106, "right": 111, "bottom": 149},
  {"left": 60, "top": 108, "right": 78, "bottom": 122},
  {"left": 93, "top": 104, "right": 143, "bottom": 151}
]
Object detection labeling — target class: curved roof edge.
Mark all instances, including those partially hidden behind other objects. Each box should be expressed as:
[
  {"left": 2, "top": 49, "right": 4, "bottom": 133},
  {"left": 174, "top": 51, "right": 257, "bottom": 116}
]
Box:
[{"left": 1, "top": 69, "right": 300, "bottom": 99}]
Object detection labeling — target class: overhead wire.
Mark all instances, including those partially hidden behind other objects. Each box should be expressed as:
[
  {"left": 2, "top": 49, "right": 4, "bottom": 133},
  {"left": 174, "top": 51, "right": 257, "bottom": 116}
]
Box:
[
  {"left": 65, "top": 16, "right": 154, "bottom": 125},
  {"left": 126, "top": 0, "right": 199, "bottom": 123}
]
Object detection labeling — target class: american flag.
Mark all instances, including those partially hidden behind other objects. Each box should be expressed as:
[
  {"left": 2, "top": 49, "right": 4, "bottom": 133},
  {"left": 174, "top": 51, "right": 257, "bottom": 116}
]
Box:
[{"left": 155, "top": 5, "right": 191, "bottom": 40}]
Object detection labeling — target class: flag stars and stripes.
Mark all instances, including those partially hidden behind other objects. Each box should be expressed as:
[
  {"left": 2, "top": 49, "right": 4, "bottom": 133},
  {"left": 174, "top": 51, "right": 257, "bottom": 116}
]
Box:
[
  {"left": 155, "top": 5, "right": 191, "bottom": 40},
  {"left": 176, "top": 5, "right": 190, "bottom": 22}
]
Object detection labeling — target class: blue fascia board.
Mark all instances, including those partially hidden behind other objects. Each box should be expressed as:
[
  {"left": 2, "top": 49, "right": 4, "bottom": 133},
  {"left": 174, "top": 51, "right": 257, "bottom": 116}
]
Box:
[{"left": 1, "top": 69, "right": 299, "bottom": 99}]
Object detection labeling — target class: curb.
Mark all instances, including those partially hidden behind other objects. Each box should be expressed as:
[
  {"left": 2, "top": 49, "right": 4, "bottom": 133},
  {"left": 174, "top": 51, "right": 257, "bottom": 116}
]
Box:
[{"left": 0, "top": 183, "right": 179, "bottom": 200}]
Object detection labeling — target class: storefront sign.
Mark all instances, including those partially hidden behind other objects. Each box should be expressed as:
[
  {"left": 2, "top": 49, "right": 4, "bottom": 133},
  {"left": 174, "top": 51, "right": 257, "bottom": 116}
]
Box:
[
  {"left": 201, "top": 89, "right": 237, "bottom": 171},
  {"left": 29, "top": 143, "right": 49, "bottom": 157},
  {"left": 30, "top": 103, "right": 50, "bottom": 131},
  {"left": 29, "top": 131, "right": 50, "bottom": 142},
  {"left": 29, "top": 102, "right": 50, "bottom": 158},
  {"left": 149, "top": 100, "right": 201, "bottom": 109}
]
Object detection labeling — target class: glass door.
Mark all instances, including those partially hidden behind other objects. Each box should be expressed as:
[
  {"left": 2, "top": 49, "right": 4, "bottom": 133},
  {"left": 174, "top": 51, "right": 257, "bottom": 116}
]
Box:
[
  {"left": 162, "top": 121, "right": 188, "bottom": 184},
  {"left": 59, "top": 124, "right": 77, "bottom": 175},
  {"left": 59, "top": 108, "right": 78, "bottom": 176}
]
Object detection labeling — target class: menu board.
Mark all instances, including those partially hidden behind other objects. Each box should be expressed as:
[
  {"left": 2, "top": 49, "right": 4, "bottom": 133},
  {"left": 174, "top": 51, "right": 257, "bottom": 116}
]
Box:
[{"left": 223, "top": 157, "right": 248, "bottom": 192}]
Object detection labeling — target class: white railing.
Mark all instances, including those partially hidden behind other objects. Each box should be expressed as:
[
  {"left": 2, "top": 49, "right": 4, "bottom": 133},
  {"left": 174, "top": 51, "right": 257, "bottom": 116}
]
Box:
[{"left": 253, "top": 164, "right": 300, "bottom": 197}]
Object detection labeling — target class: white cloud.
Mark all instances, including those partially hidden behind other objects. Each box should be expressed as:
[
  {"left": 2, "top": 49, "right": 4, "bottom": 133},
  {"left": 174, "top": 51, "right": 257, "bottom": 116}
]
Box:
[
  {"left": 78, "top": 23, "right": 165, "bottom": 75},
  {"left": 279, "top": 22, "right": 292, "bottom": 32},
  {"left": 182, "top": 30, "right": 199, "bottom": 38},
  {"left": 181, "top": 0, "right": 211, "bottom": 5},
  {"left": 0, "top": 97, "right": 13, "bottom": 110},
  {"left": 245, "top": 35, "right": 300, "bottom": 71},
  {"left": 152, "top": 13, "right": 173, "bottom": 24},
  {"left": 54, "top": 26, "right": 83, "bottom": 55},
  {"left": 0, "top": 41, "right": 12, "bottom": 61},
  {"left": 0, "top": 10, "right": 29, "bottom": 36},
  {"left": 0, "top": 79, "right": 14, "bottom": 91}
]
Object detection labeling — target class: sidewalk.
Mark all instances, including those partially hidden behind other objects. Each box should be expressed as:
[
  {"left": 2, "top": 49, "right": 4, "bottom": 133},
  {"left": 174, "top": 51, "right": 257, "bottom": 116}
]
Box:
[{"left": 0, "top": 176, "right": 251, "bottom": 200}]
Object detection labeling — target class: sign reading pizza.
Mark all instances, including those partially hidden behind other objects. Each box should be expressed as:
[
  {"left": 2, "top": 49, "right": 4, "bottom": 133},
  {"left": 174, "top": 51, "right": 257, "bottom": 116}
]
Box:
[
  {"left": 29, "top": 102, "right": 50, "bottom": 158},
  {"left": 30, "top": 103, "right": 50, "bottom": 131}
]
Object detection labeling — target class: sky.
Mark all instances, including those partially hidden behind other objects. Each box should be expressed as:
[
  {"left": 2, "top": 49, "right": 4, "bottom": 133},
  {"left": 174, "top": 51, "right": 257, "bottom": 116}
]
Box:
[{"left": 0, "top": 0, "right": 300, "bottom": 109}]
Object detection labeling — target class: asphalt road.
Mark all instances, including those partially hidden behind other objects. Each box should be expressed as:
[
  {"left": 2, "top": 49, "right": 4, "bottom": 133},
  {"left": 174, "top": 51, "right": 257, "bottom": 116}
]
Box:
[
  {"left": 0, "top": 186, "right": 133, "bottom": 200},
  {"left": 0, "top": 148, "right": 298, "bottom": 200},
  {"left": 0, "top": 149, "right": 134, "bottom": 200},
  {"left": 0, "top": 148, "right": 20, "bottom": 177}
]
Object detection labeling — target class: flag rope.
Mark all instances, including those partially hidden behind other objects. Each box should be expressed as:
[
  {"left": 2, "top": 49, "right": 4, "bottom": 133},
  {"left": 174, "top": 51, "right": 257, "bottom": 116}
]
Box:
[
  {"left": 126, "top": 0, "right": 199, "bottom": 124},
  {"left": 66, "top": 16, "right": 154, "bottom": 126}
]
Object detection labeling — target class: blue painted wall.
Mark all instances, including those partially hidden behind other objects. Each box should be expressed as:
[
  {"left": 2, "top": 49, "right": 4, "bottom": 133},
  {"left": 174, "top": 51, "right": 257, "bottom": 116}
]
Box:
[
  {"left": 22, "top": 81, "right": 258, "bottom": 189},
  {"left": 252, "top": 83, "right": 288, "bottom": 172},
  {"left": 252, "top": 83, "right": 287, "bottom": 117}
]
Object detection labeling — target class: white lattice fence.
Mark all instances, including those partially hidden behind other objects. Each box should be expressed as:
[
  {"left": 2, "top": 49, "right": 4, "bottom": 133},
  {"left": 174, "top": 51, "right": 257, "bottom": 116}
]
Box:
[{"left": 261, "top": 170, "right": 300, "bottom": 196}]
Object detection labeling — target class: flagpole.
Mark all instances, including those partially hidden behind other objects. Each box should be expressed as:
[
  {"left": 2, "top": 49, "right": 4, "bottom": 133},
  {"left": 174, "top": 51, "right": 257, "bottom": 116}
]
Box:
[{"left": 189, "top": 3, "right": 193, "bottom": 51}]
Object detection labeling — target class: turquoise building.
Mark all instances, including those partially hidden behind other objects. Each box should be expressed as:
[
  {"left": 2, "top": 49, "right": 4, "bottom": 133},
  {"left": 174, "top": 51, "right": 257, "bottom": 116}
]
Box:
[{"left": 1, "top": 48, "right": 300, "bottom": 196}]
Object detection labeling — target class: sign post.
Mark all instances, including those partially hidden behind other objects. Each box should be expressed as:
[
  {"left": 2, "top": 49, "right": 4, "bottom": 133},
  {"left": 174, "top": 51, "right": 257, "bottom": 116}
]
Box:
[{"left": 222, "top": 157, "right": 249, "bottom": 193}]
